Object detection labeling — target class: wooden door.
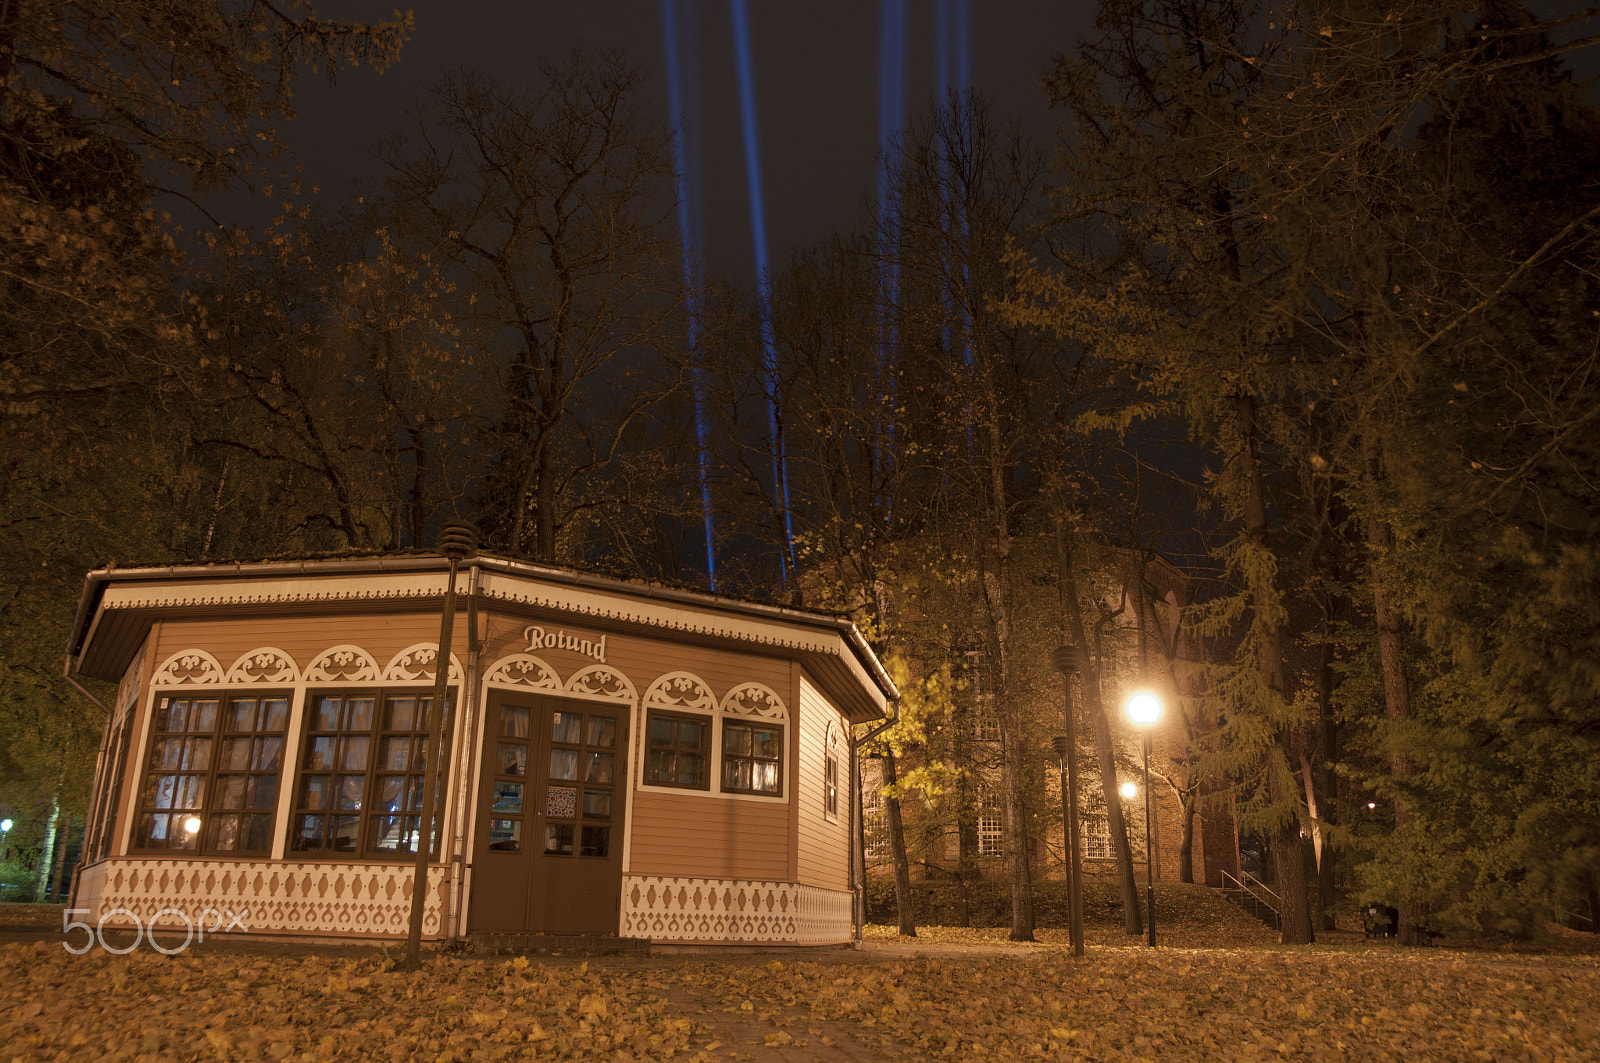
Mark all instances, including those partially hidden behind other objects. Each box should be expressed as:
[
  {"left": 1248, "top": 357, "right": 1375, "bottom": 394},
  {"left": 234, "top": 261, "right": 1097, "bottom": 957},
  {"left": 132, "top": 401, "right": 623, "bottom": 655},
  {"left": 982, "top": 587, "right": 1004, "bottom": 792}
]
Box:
[{"left": 468, "top": 693, "right": 627, "bottom": 933}]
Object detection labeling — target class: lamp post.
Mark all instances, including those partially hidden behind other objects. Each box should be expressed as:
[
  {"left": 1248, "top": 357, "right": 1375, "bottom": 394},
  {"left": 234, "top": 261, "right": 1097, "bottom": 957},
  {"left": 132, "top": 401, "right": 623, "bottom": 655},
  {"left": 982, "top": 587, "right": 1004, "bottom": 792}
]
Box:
[
  {"left": 403, "top": 522, "right": 478, "bottom": 969},
  {"left": 1051, "top": 646, "right": 1085, "bottom": 958},
  {"left": 1125, "top": 691, "right": 1162, "bottom": 948}
]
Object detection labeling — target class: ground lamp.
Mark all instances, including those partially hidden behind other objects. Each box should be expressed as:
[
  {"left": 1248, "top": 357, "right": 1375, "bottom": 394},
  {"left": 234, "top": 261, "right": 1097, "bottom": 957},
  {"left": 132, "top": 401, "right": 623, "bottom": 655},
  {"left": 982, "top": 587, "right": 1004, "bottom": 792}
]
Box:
[
  {"left": 1050, "top": 646, "right": 1085, "bottom": 958},
  {"left": 1125, "top": 691, "right": 1162, "bottom": 948},
  {"left": 403, "top": 522, "right": 478, "bottom": 968},
  {"left": 0, "top": 818, "right": 11, "bottom": 863}
]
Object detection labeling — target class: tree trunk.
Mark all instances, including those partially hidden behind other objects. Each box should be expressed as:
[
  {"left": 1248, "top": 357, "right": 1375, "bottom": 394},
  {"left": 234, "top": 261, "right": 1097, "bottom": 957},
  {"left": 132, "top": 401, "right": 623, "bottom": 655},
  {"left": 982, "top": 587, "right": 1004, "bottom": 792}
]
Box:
[
  {"left": 33, "top": 798, "right": 59, "bottom": 903},
  {"left": 1585, "top": 870, "right": 1600, "bottom": 934},
  {"left": 1178, "top": 788, "right": 1196, "bottom": 884},
  {"left": 1272, "top": 815, "right": 1315, "bottom": 945},
  {"left": 1362, "top": 426, "right": 1427, "bottom": 946},
  {"left": 1316, "top": 633, "right": 1340, "bottom": 931},
  {"left": 880, "top": 752, "right": 917, "bottom": 937},
  {"left": 47, "top": 814, "right": 72, "bottom": 902}
]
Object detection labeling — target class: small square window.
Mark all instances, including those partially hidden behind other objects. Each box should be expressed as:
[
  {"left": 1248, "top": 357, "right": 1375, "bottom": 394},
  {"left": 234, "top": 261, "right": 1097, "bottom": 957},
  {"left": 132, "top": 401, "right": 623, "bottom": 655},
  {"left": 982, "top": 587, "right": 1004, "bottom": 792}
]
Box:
[
  {"left": 643, "top": 711, "right": 711, "bottom": 790},
  {"left": 723, "top": 721, "right": 782, "bottom": 796}
]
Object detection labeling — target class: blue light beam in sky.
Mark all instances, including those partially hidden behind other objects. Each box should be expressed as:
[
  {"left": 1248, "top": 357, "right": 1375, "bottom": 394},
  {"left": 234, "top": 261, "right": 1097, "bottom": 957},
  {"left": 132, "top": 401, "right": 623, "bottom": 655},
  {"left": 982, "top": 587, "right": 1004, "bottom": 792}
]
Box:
[{"left": 730, "top": 0, "right": 796, "bottom": 585}]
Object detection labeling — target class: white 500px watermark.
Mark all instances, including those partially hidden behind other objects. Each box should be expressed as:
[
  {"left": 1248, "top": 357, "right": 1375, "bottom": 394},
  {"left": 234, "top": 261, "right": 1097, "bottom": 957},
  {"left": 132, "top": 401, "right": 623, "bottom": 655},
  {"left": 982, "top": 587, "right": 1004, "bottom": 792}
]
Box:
[{"left": 62, "top": 908, "right": 248, "bottom": 955}]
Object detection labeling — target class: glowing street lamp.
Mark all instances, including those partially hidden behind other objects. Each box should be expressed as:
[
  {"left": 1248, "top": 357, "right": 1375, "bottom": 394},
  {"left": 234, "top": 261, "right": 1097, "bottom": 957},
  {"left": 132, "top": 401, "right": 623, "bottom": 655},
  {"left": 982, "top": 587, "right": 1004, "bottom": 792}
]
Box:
[
  {"left": 1119, "top": 781, "right": 1139, "bottom": 800},
  {"left": 1125, "top": 691, "right": 1162, "bottom": 947},
  {"left": 0, "top": 818, "right": 12, "bottom": 864}
]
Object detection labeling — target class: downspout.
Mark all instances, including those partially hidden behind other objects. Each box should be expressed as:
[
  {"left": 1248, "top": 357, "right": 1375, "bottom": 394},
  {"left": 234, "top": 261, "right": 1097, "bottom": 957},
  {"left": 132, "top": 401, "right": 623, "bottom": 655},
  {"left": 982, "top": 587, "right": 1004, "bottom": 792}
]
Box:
[
  {"left": 448, "top": 561, "right": 483, "bottom": 942},
  {"left": 62, "top": 657, "right": 112, "bottom": 910},
  {"left": 849, "top": 699, "right": 900, "bottom": 943}
]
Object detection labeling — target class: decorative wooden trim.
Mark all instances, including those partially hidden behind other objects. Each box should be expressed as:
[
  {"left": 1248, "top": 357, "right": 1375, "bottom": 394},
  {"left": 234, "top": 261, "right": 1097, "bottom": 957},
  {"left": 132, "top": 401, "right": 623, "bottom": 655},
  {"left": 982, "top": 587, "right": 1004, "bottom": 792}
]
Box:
[
  {"left": 564, "top": 664, "right": 637, "bottom": 701},
  {"left": 381, "top": 643, "right": 463, "bottom": 684},
  {"left": 226, "top": 647, "right": 300, "bottom": 685},
  {"left": 721, "top": 682, "right": 788, "bottom": 721},
  {"left": 619, "top": 875, "right": 850, "bottom": 945},
  {"left": 84, "top": 858, "right": 451, "bottom": 938},
  {"left": 481, "top": 653, "right": 563, "bottom": 691},
  {"left": 304, "top": 644, "right": 382, "bottom": 684},
  {"left": 643, "top": 671, "right": 717, "bottom": 714},
  {"left": 151, "top": 649, "right": 225, "bottom": 687}
]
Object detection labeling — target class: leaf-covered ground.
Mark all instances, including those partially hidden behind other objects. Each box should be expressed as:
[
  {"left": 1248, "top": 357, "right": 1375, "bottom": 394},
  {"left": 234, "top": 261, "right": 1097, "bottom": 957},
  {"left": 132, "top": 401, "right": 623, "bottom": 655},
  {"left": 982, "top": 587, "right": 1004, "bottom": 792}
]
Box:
[{"left": 4, "top": 927, "right": 1599, "bottom": 1062}]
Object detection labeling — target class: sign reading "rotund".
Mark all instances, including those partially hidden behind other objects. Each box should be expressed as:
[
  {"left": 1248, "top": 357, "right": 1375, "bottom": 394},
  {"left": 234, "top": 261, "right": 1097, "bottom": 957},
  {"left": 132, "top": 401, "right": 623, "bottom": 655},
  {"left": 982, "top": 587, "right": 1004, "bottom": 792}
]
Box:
[{"left": 524, "top": 625, "right": 607, "bottom": 664}]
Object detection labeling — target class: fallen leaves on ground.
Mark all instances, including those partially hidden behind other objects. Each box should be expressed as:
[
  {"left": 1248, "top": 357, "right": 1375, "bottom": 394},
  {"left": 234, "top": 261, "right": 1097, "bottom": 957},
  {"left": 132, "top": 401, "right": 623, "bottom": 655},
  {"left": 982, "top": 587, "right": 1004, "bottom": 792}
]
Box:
[{"left": 2, "top": 933, "right": 1598, "bottom": 1061}]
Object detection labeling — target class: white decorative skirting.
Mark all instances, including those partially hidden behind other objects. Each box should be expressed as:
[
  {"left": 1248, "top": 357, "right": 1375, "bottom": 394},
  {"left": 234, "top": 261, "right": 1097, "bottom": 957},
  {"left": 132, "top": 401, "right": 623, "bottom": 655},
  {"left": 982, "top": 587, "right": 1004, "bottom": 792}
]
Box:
[
  {"left": 620, "top": 875, "right": 851, "bottom": 945},
  {"left": 75, "top": 858, "right": 450, "bottom": 938}
]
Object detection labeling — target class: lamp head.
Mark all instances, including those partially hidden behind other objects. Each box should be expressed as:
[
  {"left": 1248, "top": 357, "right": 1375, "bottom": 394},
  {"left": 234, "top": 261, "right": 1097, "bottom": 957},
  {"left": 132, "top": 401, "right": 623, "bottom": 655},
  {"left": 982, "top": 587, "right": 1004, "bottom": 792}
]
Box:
[
  {"left": 1119, "top": 782, "right": 1139, "bottom": 800},
  {"left": 0, "top": 818, "right": 10, "bottom": 832},
  {"left": 1126, "top": 691, "right": 1162, "bottom": 727}
]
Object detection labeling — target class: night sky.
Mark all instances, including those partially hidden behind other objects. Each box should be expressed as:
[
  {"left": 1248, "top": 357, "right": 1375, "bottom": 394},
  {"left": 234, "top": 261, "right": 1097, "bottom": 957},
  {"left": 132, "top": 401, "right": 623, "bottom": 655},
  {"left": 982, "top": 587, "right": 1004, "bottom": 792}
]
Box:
[{"left": 274, "top": 1, "right": 1094, "bottom": 287}]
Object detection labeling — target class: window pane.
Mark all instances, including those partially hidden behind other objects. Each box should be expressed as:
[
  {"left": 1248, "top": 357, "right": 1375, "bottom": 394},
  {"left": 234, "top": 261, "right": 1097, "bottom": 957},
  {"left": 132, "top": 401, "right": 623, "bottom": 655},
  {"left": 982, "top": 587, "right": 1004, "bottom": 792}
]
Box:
[
  {"left": 225, "top": 700, "right": 256, "bottom": 733},
  {"left": 138, "top": 812, "right": 167, "bottom": 847},
  {"left": 648, "top": 717, "right": 673, "bottom": 746},
  {"left": 405, "top": 776, "right": 426, "bottom": 812},
  {"left": 345, "top": 698, "right": 375, "bottom": 732},
  {"left": 724, "top": 759, "right": 753, "bottom": 792},
  {"left": 335, "top": 775, "right": 364, "bottom": 811},
  {"left": 497, "top": 743, "right": 526, "bottom": 777},
  {"left": 551, "top": 712, "right": 581, "bottom": 745},
  {"left": 752, "top": 761, "right": 779, "bottom": 793},
  {"left": 339, "top": 735, "right": 370, "bottom": 771},
  {"left": 488, "top": 819, "right": 521, "bottom": 852},
  {"left": 170, "top": 817, "right": 200, "bottom": 849},
  {"left": 147, "top": 774, "right": 176, "bottom": 809},
  {"left": 680, "top": 754, "right": 705, "bottom": 787},
  {"left": 584, "top": 752, "right": 614, "bottom": 784},
  {"left": 293, "top": 815, "right": 325, "bottom": 850},
  {"left": 306, "top": 736, "right": 335, "bottom": 771},
  {"left": 580, "top": 826, "right": 610, "bottom": 858},
  {"left": 220, "top": 737, "right": 252, "bottom": 772},
  {"left": 299, "top": 775, "right": 330, "bottom": 811},
  {"left": 383, "top": 698, "right": 415, "bottom": 732},
  {"left": 181, "top": 736, "right": 212, "bottom": 771},
  {"left": 157, "top": 700, "right": 186, "bottom": 733},
  {"left": 583, "top": 791, "right": 611, "bottom": 819},
  {"left": 173, "top": 775, "right": 204, "bottom": 809},
  {"left": 546, "top": 786, "right": 577, "bottom": 818},
  {"left": 207, "top": 814, "right": 240, "bottom": 852},
  {"left": 379, "top": 736, "right": 411, "bottom": 771},
  {"left": 248, "top": 775, "right": 277, "bottom": 810},
  {"left": 376, "top": 774, "right": 405, "bottom": 812},
  {"left": 216, "top": 775, "right": 247, "bottom": 809},
  {"left": 725, "top": 725, "right": 751, "bottom": 756},
  {"left": 188, "top": 700, "right": 219, "bottom": 733},
  {"left": 679, "top": 720, "right": 705, "bottom": 750},
  {"left": 244, "top": 814, "right": 274, "bottom": 852},
  {"left": 149, "top": 738, "right": 182, "bottom": 770},
  {"left": 260, "top": 698, "right": 289, "bottom": 732},
  {"left": 751, "top": 729, "right": 780, "bottom": 759},
  {"left": 500, "top": 706, "right": 529, "bottom": 738},
  {"left": 413, "top": 736, "right": 431, "bottom": 771},
  {"left": 492, "top": 781, "right": 524, "bottom": 813},
  {"left": 369, "top": 815, "right": 405, "bottom": 853},
  {"left": 543, "top": 823, "right": 574, "bottom": 855},
  {"left": 548, "top": 749, "right": 578, "bottom": 781},
  {"left": 253, "top": 736, "right": 283, "bottom": 771},
  {"left": 645, "top": 750, "right": 675, "bottom": 785},
  {"left": 328, "top": 816, "right": 360, "bottom": 852},
  {"left": 586, "top": 717, "right": 617, "bottom": 748},
  {"left": 311, "top": 697, "right": 342, "bottom": 732}
]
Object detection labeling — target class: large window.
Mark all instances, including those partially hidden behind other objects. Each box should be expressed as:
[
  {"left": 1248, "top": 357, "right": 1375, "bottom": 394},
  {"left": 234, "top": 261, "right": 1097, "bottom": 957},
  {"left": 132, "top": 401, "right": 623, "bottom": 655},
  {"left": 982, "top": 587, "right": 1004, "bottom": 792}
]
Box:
[
  {"left": 977, "top": 790, "right": 1003, "bottom": 856},
  {"left": 722, "top": 720, "right": 782, "bottom": 796},
  {"left": 643, "top": 711, "right": 710, "bottom": 790},
  {"left": 133, "top": 693, "right": 288, "bottom": 855},
  {"left": 290, "top": 689, "right": 451, "bottom": 858}
]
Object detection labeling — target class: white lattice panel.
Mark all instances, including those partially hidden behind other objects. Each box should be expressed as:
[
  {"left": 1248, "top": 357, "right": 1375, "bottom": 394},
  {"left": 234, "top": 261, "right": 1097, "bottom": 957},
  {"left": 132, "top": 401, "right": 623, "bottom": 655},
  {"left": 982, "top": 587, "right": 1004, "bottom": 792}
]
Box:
[
  {"left": 620, "top": 875, "right": 851, "bottom": 945},
  {"left": 83, "top": 858, "right": 450, "bottom": 938}
]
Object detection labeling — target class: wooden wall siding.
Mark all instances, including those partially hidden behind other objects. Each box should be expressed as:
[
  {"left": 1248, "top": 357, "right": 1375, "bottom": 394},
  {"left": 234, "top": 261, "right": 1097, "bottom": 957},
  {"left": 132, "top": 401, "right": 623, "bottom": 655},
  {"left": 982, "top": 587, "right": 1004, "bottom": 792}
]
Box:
[
  {"left": 74, "top": 857, "right": 451, "bottom": 939},
  {"left": 795, "top": 676, "right": 849, "bottom": 891},
  {"left": 619, "top": 875, "right": 852, "bottom": 945},
  {"left": 625, "top": 791, "right": 789, "bottom": 880}
]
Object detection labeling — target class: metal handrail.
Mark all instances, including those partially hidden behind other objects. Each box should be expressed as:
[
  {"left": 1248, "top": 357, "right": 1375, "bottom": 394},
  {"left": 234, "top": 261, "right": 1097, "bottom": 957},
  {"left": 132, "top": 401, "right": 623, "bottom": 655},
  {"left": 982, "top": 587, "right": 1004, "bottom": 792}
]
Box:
[{"left": 1221, "top": 870, "right": 1281, "bottom": 914}]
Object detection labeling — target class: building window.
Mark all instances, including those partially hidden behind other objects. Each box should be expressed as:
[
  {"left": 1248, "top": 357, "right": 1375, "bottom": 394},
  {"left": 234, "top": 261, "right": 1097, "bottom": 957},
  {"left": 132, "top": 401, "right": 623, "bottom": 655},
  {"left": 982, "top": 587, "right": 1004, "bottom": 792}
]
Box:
[
  {"left": 824, "top": 749, "right": 839, "bottom": 818},
  {"left": 722, "top": 720, "right": 782, "bottom": 795},
  {"left": 863, "top": 784, "right": 889, "bottom": 861},
  {"left": 643, "top": 711, "right": 710, "bottom": 789},
  {"left": 290, "top": 690, "right": 451, "bottom": 858},
  {"left": 134, "top": 693, "right": 288, "bottom": 855},
  {"left": 1082, "top": 812, "right": 1113, "bottom": 860},
  {"left": 977, "top": 790, "right": 1003, "bottom": 856}
]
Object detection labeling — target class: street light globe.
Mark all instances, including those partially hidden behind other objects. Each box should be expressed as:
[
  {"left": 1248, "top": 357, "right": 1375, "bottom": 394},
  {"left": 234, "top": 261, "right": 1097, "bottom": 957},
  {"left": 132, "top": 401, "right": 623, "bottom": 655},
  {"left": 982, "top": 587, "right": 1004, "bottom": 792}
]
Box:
[
  {"left": 1126, "top": 692, "right": 1163, "bottom": 727},
  {"left": 1119, "top": 781, "right": 1139, "bottom": 800},
  {"left": 0, "top": 819, "right": 11, "bottom": 832}
]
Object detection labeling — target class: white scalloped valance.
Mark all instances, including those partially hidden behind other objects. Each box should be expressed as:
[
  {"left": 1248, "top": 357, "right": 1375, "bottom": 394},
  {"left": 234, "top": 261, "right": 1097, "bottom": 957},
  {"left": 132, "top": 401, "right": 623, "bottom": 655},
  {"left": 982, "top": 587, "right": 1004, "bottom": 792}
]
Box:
[
  {"left": 564, "top": 664, "right": 637, "bottom": 701},
  {"left": 304, "top": 644, "right": 381, "bottom": 684},
  {"left": 381, "top": 643, "right": 463, "bottom": 684},
  {"left": 226, "top": 647, "right": 299, "bottom": 685},
  {"left": 152, "top": 649, "right": 225, "bottom": 686},
  {"left": 721, "top": 682, "right": 787, "bottom": 721},
  {"left": 482, "top": 653, "right": 563, "bottom": 691},
  {"left": 643, "top": 671, "right": 717, "bottom": 714}
]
